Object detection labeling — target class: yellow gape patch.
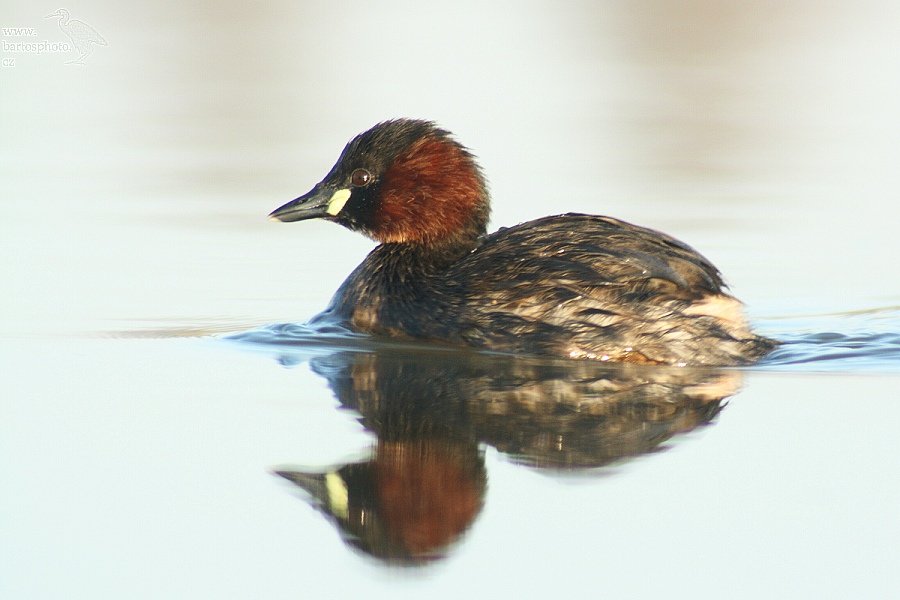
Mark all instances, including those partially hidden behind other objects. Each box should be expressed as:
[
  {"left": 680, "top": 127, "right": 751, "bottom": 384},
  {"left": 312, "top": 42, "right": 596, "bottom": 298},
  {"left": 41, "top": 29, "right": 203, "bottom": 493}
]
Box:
[
  {"left": 326, "top": 189, "right": 352, "bottom": 216},
  {"left": 325, "top": 471, "right": 349, "bottom": 519}
]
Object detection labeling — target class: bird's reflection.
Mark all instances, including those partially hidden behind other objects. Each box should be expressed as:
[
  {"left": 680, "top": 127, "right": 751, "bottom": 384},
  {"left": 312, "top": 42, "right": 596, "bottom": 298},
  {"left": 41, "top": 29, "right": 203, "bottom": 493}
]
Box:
[{"left": 276, "top": 347, "right": 741, "bottom": 564}]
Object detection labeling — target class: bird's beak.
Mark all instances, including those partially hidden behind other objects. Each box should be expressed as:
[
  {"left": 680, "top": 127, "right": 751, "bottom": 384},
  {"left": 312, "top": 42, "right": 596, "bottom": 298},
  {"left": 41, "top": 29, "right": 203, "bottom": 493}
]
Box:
[
  {"left": 268, "top": 185, "right": 351, "bottom": 223},
  {"left": 44, "top": 12, "right": 58, "bottom": 18}
]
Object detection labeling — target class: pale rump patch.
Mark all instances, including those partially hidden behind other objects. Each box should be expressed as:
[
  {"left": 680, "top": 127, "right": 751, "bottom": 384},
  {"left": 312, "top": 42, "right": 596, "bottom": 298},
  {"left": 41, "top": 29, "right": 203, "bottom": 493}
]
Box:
[{"left": 683, "top": 294, "right": 749, "bottom": 328}]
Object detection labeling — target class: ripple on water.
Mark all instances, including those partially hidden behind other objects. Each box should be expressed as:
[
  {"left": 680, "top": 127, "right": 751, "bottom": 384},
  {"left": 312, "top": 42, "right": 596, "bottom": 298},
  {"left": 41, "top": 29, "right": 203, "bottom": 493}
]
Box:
[
  {"left": 228, "top": 307, "right": 900, "bottom": 373},
  {"left": 226, "top": 320, "right": 468, "bottom": 365},
  {"left": 757, "top": 306, "right": 900, "bottom": 373}
]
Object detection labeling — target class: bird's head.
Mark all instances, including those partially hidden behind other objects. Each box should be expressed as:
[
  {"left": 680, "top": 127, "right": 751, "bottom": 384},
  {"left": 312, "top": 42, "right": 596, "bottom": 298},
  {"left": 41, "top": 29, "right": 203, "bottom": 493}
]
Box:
[
  {"left": 45, "top": 9, "right": 69, "bottom": 20},
  {"left": 269, "top": 119, "right": 490, "bottom": 248}
]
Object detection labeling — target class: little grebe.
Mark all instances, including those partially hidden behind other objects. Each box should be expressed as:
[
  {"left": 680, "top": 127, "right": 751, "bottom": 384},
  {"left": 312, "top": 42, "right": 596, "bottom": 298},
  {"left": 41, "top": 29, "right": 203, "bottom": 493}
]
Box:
[{"left": 269, "top": 119, "right": 776, "bottom": 365}]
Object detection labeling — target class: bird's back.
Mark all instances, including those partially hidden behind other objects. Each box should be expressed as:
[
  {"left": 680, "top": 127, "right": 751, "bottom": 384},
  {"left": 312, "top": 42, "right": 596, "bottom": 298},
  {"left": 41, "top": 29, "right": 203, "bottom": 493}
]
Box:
[
  {"left": 444, "top": 213, "right": 774, "bottom": 364},
  {"left": 66, "top": 19, "right": 107, "bottom": 45}
]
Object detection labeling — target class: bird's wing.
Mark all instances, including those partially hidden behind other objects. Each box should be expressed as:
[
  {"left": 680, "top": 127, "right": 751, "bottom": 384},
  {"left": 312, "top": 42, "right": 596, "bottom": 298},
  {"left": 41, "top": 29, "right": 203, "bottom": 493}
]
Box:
[
  {"left": 461, "top": 213, "right": 726, "bottom": 300},
  {"left": 68, "top": 19, "right": 107, "bottom": 45}
]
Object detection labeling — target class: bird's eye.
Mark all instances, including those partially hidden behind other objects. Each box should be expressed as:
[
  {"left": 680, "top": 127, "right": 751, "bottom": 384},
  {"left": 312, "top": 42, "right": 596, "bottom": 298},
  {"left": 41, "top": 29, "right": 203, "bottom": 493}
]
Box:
[{"left": 350, "top": 169, "right": 372, "bottom": 187}]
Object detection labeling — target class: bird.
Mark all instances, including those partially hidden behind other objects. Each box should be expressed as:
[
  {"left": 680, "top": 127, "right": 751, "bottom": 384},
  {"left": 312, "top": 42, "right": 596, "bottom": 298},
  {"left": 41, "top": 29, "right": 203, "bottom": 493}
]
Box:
[
  {"left": 269, "top": 119, "right": 778, "bottom": 366},
  {"left": 45, "top": 9, "right": 107, "bottom": 65}
]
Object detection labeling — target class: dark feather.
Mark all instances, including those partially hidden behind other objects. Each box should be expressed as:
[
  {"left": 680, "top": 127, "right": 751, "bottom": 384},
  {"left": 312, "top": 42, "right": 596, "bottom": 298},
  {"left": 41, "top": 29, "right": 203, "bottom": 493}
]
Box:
[{"left": 322, "top": 213, "right": 777, "bottom": 365}]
